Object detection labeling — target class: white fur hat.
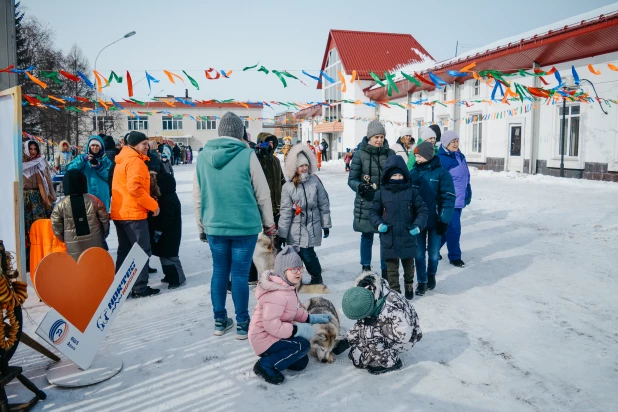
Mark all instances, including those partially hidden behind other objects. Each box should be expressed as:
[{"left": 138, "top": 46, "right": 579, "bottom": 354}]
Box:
[{"left": 399, "top": 126, "right": 413, "bottom": 137}]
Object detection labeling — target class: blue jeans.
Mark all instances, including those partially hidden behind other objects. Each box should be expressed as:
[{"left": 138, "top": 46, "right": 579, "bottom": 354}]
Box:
[
  {"left": 259, "top": 337, "right": 310, "bottom": 373},
  {"left": 360, "top": 232, "right": 387, "bottom": 271},
  {"left": 207, "top": 234, "right": 258, "bottom": 323},
  {"left": 441, "top": 208, "right": 462, "bottom": 261},
  {"left": 415, "top": 228, "right": 441, "bottom": 284}
]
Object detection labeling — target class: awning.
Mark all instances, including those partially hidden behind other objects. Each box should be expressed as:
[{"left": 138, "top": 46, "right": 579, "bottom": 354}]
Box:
[{"left": 313, "top": 122, "right": 344, "bottom": 133}]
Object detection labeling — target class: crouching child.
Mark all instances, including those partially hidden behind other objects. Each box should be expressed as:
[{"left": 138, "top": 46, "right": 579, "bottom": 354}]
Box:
[
  {"left": 249, "top": 246, "right": 332, "bottom": 385},
  {"left": 341, "top": 271, "right": 422, "bottom": 374}
]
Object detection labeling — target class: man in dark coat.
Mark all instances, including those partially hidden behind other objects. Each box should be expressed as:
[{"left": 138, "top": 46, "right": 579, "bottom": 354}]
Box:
[
  {"left": 347, "top": 120, "right": 395, "bottom": 276},
  {"left": 149, "top": 173, "right": 186, "bottom": 289},
  {"left": 409, "top": 142, "right": 456, "bottom": 295},
  {"left": 369, "top": 156, "right": 428, "bottom": 298},
  {"left": 102, "top": 135, "right": 117, "bottom": 197},
  {"left": 172, "top": 143, "right": 181, "bottom": 165},
  {"left": 321, "top": 139, "right": 329, "bottom": 162}
]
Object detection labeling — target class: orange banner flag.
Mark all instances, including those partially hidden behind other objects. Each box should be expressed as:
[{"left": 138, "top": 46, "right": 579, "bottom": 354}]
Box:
[
  {"left": 163, "top": 70, "right": 185, "bottom": 84},
  {"left": 608, "top": 63, "right": 618, "bottom": 71},
  {"left": 26, "top": 72, "right": 47, "bottom": 89},
  {"left": 350, "top": 70, "right": 359, "bottom": 84},
  {"left": 93, "top": 70, "right": 109, "bottom": 92},
  {"left": 49, "top": 95, "right": 65, "bottom": 104},
  {"left": 587, "top": 64, "right": 601, "bottom": 75},
  {"left": 98, "top": 99, "right": 109, "bottom": 110},
  {"left": 460, "top": 62, "right": 477, "bottom": 73},
  {"left": 338, "top": 70, "right": 346, "bottom": 93}
]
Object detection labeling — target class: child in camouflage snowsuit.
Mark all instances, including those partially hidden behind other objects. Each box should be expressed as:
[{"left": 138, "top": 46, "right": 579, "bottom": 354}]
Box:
[{"left": 340, "top": 271, "right": 422, "bottom": 374}]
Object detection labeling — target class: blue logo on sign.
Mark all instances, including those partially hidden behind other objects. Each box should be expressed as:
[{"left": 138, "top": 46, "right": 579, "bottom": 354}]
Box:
[{"left": 49, "top": 319, "right": 69, "bottom": 345}]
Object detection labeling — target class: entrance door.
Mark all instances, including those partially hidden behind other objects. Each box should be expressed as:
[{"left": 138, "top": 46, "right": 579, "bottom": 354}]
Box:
[{"left": 508, "top": 124, "right": 522, "bottom": 172}]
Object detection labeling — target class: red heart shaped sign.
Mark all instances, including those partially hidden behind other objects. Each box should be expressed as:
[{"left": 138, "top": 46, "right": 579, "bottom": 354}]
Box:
[{"left": 34, "top": 248, "right": 115, "bottom": 333}]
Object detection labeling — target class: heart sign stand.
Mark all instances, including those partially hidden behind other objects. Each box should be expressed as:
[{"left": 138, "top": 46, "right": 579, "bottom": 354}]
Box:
[{"left": 34, "top": 244, "right": 148, "bottom": 387}]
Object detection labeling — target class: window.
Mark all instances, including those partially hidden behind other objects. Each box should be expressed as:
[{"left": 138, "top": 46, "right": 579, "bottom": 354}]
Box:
[
  {"left": 323, "top": 47, "right": 342, "bottom": 122},
  {"left": 196, "top": 119, "right": 216, "bottom": 130},
  {"left": 163, "top": 116, "right": 183, "bottom": 130},
  {"left": 473, "top": 80, "right": 480, "bottom": 97},
  {"left": 472, "top": 121, "right": 483, "bottom": 153},
  {"left": 558, "top": 105, "right": 580, "bottom": 157},
  {"left": 439, "top": 116, "right": 449, "bottom": 132},
  {"left": 93, "top": 116, "right": 114, "bottom": 133},
  {"left": 244, "top": 120, "right": 249, "bottom": 129},
  {"left": 415, "top": 119, "right": 423, "bottom": 140},
  {"left": 443, "top": 86, "right": 448, "bottom": 102},
  {"left": 128, "top": 116, "right": 148, "bottom": 131}
]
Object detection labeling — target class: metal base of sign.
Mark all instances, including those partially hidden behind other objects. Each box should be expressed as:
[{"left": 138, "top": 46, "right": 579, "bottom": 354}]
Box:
[{"left": 46, "top": 355, "right": 123, "bottom": 388}]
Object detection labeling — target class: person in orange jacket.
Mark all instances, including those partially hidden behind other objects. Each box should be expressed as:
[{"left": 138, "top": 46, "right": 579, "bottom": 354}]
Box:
[{"left": 111, "top": 131, "right": 161, "bottom": 298}]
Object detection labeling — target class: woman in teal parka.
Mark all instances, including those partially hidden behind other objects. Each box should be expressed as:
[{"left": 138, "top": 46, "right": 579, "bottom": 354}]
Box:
[{"left": 67, "top": 135, "right": 112, "bottom": 211}]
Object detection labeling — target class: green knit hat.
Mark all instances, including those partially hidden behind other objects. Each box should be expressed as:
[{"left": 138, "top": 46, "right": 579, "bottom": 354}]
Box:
[{"left": 342, "top": 287, "right": 375, "bottom": 320}]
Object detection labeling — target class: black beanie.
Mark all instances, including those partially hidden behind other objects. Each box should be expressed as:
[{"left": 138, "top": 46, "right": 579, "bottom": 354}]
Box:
[
  {"left": 414, "top": 141, "right": 435, "bottom": 161},
  {"left": 127, "top": 131, "right": 148, "bottom": 147},
  {"left": 386, "top": 167, "right": 405, "bottom": 180}
]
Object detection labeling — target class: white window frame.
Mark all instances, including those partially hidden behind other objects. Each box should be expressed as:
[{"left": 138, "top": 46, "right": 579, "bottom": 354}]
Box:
[
  {"left": 473, "top": 79, "right": 480, "bottom": 97},
  {"left": 556, "top": 104, "right": 581, "bottom": 158},
  {"left": 128, "top": 116, "right": 148, "bottom": 131},
  {"left": 439, "top": 116, "right": 449, "bottom": 132},
  {"left": 414, "top": 118, "right": 423, "bottom": 141},
  {"left": 163, "top": 116, "right": 183, "bottom": 130},
  {"left": 443, "top": 86, "right": 448, "bottom": 102},
  {"left": 197, "top": 119, "right": 216, "bottom": 130},
  {"left": 469, "top": 113, "right": 483, "bottom": 154}
]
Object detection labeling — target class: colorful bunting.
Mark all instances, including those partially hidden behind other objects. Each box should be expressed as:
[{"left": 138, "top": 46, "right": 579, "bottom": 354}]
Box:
[{"left": 183, "top": 70, "right": 200, "bottom": 90}]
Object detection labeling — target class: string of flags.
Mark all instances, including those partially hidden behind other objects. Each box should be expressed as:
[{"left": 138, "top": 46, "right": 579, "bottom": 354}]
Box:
[{"left": 3, "top": 61, "right": 618, "bottom": 97}]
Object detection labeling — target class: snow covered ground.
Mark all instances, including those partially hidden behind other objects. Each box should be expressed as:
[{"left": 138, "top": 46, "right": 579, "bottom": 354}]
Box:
[{"left": 8, "top": 161, "right": 618, "bottom": 412}]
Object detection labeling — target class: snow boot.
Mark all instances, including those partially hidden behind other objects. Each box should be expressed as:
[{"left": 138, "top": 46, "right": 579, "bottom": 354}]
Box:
[
  {"left": 427, "top": 274, "right": 436, "bottom": 290},
  {"left": 168, "top": 280, "right": 187, "bottom": 290},
  {"left": 450, "top": 259, "right": 466, "bottom": 268},
  {"left": 361, "top": 265, "right": 372, "bottom": 272},
  {"left": 236, "top": 319, "right": 250, "bottom": 340},
  {"left": 253, "top": 360, "right": 284, "bottom": 385},
  {"left": 214, "top": 317, "right": 234, "bottom": 336},
  {"left": 148, "top": 266, "right": 157, "bottom": 274},
  {"left": 131, "top": 287, "right": 160, "bottom": 299},
  {"left": 368, "top": 358, "right": 403, "bottom": 375},
  {"left": 415, "top": 283, "right": 427, "bottom": 296},
  {"left": 405, "top": 283, "right": 414, "bottom": 300},
  {"left": 309, "top": 273, "right": 323, "bottom": 285}
]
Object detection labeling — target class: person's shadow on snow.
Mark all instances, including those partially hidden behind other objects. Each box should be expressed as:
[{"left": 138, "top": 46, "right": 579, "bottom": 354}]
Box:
[{"left": 405, "top": 329, "right": 470, "bottom": 367}]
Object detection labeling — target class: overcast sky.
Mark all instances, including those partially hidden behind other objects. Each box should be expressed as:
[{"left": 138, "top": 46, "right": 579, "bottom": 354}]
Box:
[{"left": 21, "top": 0, "right": 616, "bottom": 108}]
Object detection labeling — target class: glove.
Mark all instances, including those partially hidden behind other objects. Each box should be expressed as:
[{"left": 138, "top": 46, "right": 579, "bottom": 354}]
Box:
[
  {"left": 378, "top": 224, "right": 389, "bottom": 233},
  {"left": 436, "top": 221, "right": 449, "bottom": 236},
  {"left": 465, "top": 196, "right": 472, "bottom": 206},
  {"left": 409, "top": 226, "right": 420, "bottom": 236},
  {"left": 277, "top": 236, "right": 287, "bottom": 248},
  {"left": 308, "top": 314, "right": 333, "bottom": 325},
  {"left": 323, "top": 228, "right": 330, "bottom": 238},
  {"left": 358, "top": 183, "right": 374, "bottom": 194},
  {"left": 294, "top": 323, "right": 315, "bottom": 340},
  {"left": 199, "top": 233, "right": 207, "bottom": 243},
  {"left": 264, "top": 224, "right": 277, "bottom": 236}
]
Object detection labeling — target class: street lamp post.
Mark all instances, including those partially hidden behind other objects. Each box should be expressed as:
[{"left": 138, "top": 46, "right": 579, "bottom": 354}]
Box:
[
  {"left": 560, "top": 95, "right": 566, "bottom": 178},
  {"left": 94, "top": 31, "right": 136, "bottom": 134}
]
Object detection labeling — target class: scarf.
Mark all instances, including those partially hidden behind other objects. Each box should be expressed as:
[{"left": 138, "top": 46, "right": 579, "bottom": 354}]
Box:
[
  {"left": 63, "top": 171, "right": 90, "bottom": 236},
  {"left": 22, "top": 141, "right": 52, "bottom": 197}
]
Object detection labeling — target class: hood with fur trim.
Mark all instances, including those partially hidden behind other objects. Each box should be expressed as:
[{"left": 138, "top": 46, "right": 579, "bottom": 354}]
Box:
[
  {"left": 255, "top": 270, "right": 296, "bottom": 299},
  {"left": 284, "top": 144, "right": 318, "bottom": 180},
  {"left": 354, "top": 271, "right": 384, "bottom": 300}
]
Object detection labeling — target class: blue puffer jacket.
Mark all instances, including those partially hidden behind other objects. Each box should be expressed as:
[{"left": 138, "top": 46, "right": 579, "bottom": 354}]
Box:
[
  {"left": 369, "top": 156, "right": 428, "bottom": 260},
  {"left": 67, "top": 135, "right": 112, "bottom": 211},
  {"left": 437, "top": 146, "right": 472, "bottom": 209},
  {"left": 410, "top": 155, "right": 456, "bottom": 228}
]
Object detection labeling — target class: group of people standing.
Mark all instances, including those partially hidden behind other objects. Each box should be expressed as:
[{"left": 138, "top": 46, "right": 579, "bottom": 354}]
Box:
[{"left": 348, "top": 119, "right": 472, "bottom": 299}]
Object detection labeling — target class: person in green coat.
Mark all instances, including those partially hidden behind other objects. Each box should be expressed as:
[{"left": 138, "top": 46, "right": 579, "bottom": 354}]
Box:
[
  {"left": 348, "top": 119, "right": 395, "bottom": 277},
  {"left": 407, "top": 125, "right": 441, "bottom": 170},
  {"left": 67, "top": 135, "right": 112, "bottom": 211}
]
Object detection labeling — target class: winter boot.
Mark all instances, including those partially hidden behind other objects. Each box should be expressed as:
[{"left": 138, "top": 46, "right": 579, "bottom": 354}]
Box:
[
  {"left": 309, "top": 272, "right": 323, "bottom": 285},
  {"left": 169, "top": 280, "right": 187, "bottom": 290},
  {"left": 148, "top": 266, "right": 157, "bottom": 274},
  {"left": 427, "top": 274, "right": 436, "bottom": 290},
  {"left": 214, "top": 317, "right": 234, "bottom": 336},
  {"left": 415, "top": 283, "right": 427, "bottom": 296},
  {"left": 405, "top": 283, "right": 415, "bottom": 300},
  {"left": 361, "top": 265, "right": 372, "bottom": 272},
  {"left": 131, "top": 287, "right": 160, "bottom": 299},
  {"left": 367, "top": 358, "right": 403, "bottom": 375},
  {"left": 287, "top": 355, "right": 309, "bottom": 371},
  {"left": 253, "top": 360, "right": 284, "bottom": 385},
  {"left": 236, "top": 319, "right": 250, "bottom": 340},
  {"left": 450, "top": 259, "right": 466, "bottom": 268}
]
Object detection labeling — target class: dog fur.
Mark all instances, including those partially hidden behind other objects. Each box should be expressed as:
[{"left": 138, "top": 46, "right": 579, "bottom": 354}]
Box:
[
  {"left": 252, "top": 233, "right": 329, "bottom": 294},
  {"left": 303, "top": 297, "right": 341, "bottom": 363}
]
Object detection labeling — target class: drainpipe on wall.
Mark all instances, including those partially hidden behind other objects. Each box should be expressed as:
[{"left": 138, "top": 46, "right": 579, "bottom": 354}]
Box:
[
  {"left": 454, "top": 82, "right": 461, "bottom": 136},
  {"left": 407, "top": 92, "right": 411, "bottom": 126},
  {"left": 530, "top": 61, "right": 541, "bottom": 174}
]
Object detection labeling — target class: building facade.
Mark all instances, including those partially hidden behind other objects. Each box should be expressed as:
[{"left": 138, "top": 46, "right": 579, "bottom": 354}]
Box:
[{"left": 94, "top": 98, "right": 263, "bottom": 148}]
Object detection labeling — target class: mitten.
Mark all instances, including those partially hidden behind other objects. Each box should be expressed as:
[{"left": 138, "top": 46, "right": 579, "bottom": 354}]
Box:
[
  {"left": 358, "top": 183, "right": 373, "bottom": 194},
  {"left": 199, "top": 233, "right": 207, "bottom": 243},
  {"left": 308, "top": 314, "right": 332, "bottom": 325},
  {"left": 378, "top": 224, "right": 389, "bottom": 233},
  {"left": 264, "top": 224, "right": 277, "bottom": 236},
  {"left": 323, "top": 228, "right": 330, "bottom": 238},
  {"left": 436, "top": 221, "right": 449, "bottom": 236},
  {"left": 409, "top": 226, "right": 420, "bottom": 236},
  {"left": 294, "top": 323, "right": 315, "bottom": 340}
]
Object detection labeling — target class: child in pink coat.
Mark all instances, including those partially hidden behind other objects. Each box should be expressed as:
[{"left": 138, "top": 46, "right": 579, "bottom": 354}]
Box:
[{"left": 249, "top": 246, "right": 332, "bottom": 385}]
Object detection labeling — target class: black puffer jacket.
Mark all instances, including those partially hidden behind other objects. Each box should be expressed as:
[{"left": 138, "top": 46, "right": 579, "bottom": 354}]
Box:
[
  {"left": 149, "top": 173, "right": 182, "bottom": 258},
  {"left": 347, "top": 136, "right": 395, "bottom": 233},
  {"left": 368, "top": 156, "right": 428, "bottom": 260}
]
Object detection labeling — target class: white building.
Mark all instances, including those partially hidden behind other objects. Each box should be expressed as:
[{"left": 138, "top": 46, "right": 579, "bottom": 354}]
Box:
[
  {"left": 316, "top": 5, "right": 618, "bottom": 181},
  {"left": 94, "top": 97, "right": 263, "bottom": 148}
]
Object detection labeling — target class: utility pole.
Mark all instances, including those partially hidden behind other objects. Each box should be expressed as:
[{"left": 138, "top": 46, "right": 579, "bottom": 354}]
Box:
[{"left": 455, "top": 41, "right": 459, "bottom": 57}]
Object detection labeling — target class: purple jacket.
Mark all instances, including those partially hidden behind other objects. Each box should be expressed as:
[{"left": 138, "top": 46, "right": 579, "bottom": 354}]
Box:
[{"left": 437, "top": 146, "right": 472, "bottom": 209}]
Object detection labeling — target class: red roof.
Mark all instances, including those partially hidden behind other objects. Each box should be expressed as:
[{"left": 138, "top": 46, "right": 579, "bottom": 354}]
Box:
[
  {"left": 318, "top": 30, "right": 434, "bottom": 89},
  {"left": 366, "top": 10, "right": 618, "bottom": 101}
]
